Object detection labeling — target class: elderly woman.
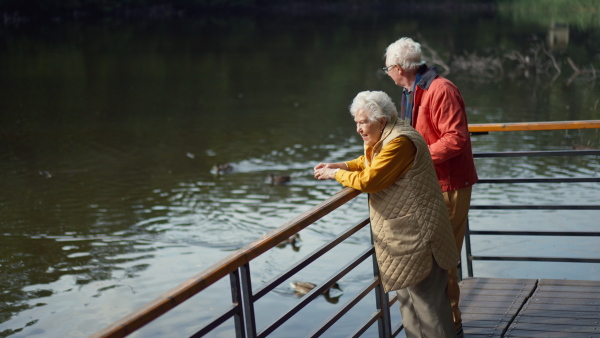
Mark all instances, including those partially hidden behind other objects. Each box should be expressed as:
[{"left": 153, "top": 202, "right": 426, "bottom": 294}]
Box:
[{"left": 314, "top": 91, "right": 459, "bottom": 338}]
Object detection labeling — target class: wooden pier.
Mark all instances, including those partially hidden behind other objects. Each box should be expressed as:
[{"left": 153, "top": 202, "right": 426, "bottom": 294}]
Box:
[{"left": 460, "top": 278, "right": 600, "bottom": 337}]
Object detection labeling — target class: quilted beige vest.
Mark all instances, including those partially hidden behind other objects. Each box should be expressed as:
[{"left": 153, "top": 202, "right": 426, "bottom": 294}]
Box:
[{"left": 367, "top": 117, "right": 459, "bottom": 292}]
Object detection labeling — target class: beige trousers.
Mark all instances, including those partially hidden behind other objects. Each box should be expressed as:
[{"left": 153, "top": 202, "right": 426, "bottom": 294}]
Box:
[{"left": 443, "top": 185, "right": 473, "bottom": 330}]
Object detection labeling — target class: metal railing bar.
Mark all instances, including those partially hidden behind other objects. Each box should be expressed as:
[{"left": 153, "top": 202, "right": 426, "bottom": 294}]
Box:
[
  {"left": 474, "top": 149, "right": 600, "bottom": 157},
  {"left": 257, "top": 247, "right": 374, "bottom": 338},
  {"left": 468, "top": 230, "right": 600, "bottom": 236},
  {"left": 253, "top": 218, "right": 370, "bottom": 301},
  {"left": 470, "top": 205, "right": 600, "bottom": 210},
  {"left": 468, "top": 120, "right": 600, "bottom": 133},
  {"left": 309, "top": 277, "right": 380, "bottom": 337},
  {"left": 189, "top": 306, "right": 239, "bottom": 338},
  {"left": 476, "top": 177, "right": 600, "bottom": 184},
  {"left": 92, "top": 187, "right": 361, "bottom": 338},
  {"left": 391, "top": 322, "right": 404, "bottom": 338},
  {"left": 387, "top": 293, "right": 398, "bottom": 307},
  {"left": 349, "top": 311, "right": 382, "bottom": 338},
  {"left": 470, "top": 256, "right": 600, "bottom": 263}
]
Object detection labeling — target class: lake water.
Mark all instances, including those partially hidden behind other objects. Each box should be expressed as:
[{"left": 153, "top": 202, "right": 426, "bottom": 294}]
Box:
[{"left": 1, "top": 5, "right": 600, "bottom": 338}]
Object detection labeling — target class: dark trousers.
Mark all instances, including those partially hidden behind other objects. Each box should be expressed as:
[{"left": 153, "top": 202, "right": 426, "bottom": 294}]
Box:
[{"left": 396, "top": 257, "right": 455, "bottom": 338}]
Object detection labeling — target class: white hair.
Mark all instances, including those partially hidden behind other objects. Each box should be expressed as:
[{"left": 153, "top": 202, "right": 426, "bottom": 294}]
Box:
[
  {"left": 384, "top": 37, "right": 426, "bottom": 71},
  {"left": 349, "top": 91, "right": 397, "bottom": 122}
]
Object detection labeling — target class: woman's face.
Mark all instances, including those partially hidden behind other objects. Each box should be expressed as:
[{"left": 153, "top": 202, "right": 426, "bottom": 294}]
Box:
[{"left": 355, "top": 109, "right": 385, "bottom": 147}]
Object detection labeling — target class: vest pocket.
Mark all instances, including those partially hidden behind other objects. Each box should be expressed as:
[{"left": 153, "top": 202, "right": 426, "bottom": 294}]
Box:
[{"left": 382, "top": 214, "right": 421, "bottom": 256}]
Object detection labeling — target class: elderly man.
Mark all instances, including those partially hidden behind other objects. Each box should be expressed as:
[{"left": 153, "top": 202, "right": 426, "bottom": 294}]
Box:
[
  {"left": 315, "top": 90, "right": 459, "bottom": 337},
  {"left": 383, "top": 37, "right": 479, "bottom": 337}
]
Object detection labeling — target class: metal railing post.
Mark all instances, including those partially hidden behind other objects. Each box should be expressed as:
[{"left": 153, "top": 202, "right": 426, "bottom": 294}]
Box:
[
  {"left": 371, "top": 229, "right": 392, "bottom": 337},
  {"left": 239, "top": 263, "right": 257, "bottom": 338},
  {"left": 229, "top": 269, "right": 246, "bottom": 338},
  {"left": 465, "top": 219, "right": 474, "bottom": 277}
]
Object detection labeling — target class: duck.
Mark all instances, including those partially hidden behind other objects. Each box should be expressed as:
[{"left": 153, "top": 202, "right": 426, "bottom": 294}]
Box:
[
  {"left": 572, "top": 144, "right": 598, "bottom": 150},
  {"left": 290, "top": 281, "right": 342, "bottom": 296},
  {"left": 268, "top": 173, "right": 291, "bottom": 185},
  {"left": 276, "top": 233, "right": 301, "bottom": 250},
  {"left": 212, "top": 163, "right": 234, "bottom": 175},
  {"left": 290, "top": 281, "right": 343, "bottom": 304}
]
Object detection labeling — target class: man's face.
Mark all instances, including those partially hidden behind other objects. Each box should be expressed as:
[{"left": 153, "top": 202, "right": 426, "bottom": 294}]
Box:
[{"left": 386, "top": 64, "right": 404, "bottom": 88}]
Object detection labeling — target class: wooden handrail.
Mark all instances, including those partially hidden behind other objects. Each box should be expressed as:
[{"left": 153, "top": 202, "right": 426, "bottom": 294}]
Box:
[
  {"left": 92, "top": 187, "right": 362, "bottom": 338},
  {"left": 469, "top": 120, "right": 600, "bottom": 133}
]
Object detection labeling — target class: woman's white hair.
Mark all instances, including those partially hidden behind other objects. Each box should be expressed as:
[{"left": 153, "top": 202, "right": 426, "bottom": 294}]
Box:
[
  {"left": 384, "top": 37, "right": 426, "bottom": 71},
  {"left": 349, "top": 91, "right": 397, "bottom": 122}
]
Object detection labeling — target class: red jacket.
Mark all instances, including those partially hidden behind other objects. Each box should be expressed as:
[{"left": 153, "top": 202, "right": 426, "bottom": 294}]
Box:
[{"left": 410, "top": 67, "right": 478, "bottom": 192}]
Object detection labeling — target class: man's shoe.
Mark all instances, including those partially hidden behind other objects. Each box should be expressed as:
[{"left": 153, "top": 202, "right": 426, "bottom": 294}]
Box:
[{"left": 455, "top": 324, "right": 464, "bottom": 338}]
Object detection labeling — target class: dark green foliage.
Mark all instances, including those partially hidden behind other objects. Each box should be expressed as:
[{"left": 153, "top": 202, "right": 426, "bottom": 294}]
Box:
[{"left": 0, "top": 0, "right": 491, "bottom": 17}]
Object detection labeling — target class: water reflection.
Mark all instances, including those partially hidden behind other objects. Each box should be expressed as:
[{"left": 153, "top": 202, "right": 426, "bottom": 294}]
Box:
[{"left": 1, "top": 6, "right": 599, "bottom": 337}]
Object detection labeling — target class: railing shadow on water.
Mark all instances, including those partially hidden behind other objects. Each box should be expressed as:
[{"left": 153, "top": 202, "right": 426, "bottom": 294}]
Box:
[{"left": 93, "top": 120, "right": 600, "bottom": 338}]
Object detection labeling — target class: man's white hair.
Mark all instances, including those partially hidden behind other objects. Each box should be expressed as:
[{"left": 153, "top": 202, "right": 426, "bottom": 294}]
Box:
[{"left": 384, "top": 37, "right": 426, "bottom": 70}]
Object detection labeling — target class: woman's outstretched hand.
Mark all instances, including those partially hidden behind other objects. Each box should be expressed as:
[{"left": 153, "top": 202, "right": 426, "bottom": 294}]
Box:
[{"left": 313, "top": 162, "right": 343, "bottom": 180}]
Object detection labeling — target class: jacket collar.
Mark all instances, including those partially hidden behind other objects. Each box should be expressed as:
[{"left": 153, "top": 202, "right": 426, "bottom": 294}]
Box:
[{"left": 416, "top": 65, "right": 438, "bottom": 90}]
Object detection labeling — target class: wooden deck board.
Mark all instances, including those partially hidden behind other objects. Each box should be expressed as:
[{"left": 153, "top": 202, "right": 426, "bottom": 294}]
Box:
[
  {"left": 460, "top": 278, "right": 600, "bottom": 337},
  {"left": 459, "top": 278, "right": 537, "bottom": 337}
]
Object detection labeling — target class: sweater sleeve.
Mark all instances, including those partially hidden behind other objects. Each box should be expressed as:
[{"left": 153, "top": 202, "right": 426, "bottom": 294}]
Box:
[{"left": 334, "top": 136, "right": 416, "bottom": 193}]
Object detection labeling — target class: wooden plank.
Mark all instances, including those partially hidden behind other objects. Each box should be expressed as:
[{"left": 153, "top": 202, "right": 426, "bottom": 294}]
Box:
[
  {"left": 462, "top": 306, "right": 522, "bottom": 316},
  {"left": 511, "top": 316, "right": 600, "bottom": 326},
  {"left": 527, "top": 296, "right": 600, "bottom": 306},
  {"left": 504, "top": 330, "right": 598, "bottom": 337},
  {"left": 461, "top": 288, "right": 533, "bottom": 297},
  {"left": 463, "top": 325, "right": 504, "bottom": 336},
  {"left": 507, "top": 323, "right": 600, "bottom": 333},
  {"left": 459, "top": 277, "right": 538, "bottom": 337},
  {"left": 539, "top": 279, "right": 600, "bottom": 287},
  {"left": 521, "top": 302, "right": 600, "bottom": 312},
  {"left": 462, "top": 318, "right": 512, "bottom": 328},
  {"left": 515, "top": 310, "right": 600, "bottom": 319},
  {"left": 462, "top": 312, "right": 516, "bottom": 322},
  {"left": 461, "top": 277, "right": 538, "bottom": 285},
  {"left": 530, "top": 290, "right": 600, "bottom": 300},
  {"left": 461, "top": 279, "right": 537, "bottom": 290},
  {"left": 507, "top": 325, "right": 600, "bottom": 334},
  {"left": 530, "top": 285, "right": 600, "bottom": 294},
  {"left": 535, "top": 282, "right": 600, "bottom": 290},
  {"left": 461, "top": 294, "right": 529, "bottom": 304},
  {"left": 505, "top": 279, "right": 600, "bottom": 337},
  {"left": 461, "top": 300, "right": 526, "bottom": 309}
]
